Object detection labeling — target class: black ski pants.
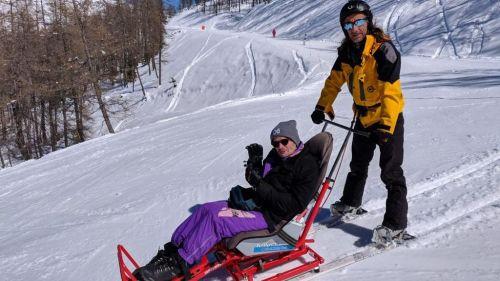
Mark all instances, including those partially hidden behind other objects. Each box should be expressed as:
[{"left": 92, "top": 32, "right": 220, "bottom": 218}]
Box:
[{"left": 341, "top": 113, "right": 408, "bottom": 230}]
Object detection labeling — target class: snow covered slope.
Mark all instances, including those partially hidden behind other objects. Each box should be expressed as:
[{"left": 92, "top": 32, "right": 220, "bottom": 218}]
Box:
[
  {"left": 1, "top": 1, "right": 500, "bottom": 281},
  {"left": 173, "top": 0, "right": 500, "bottom": 58}
]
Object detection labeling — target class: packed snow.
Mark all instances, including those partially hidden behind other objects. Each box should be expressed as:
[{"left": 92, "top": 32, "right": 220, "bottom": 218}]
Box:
[{"left": 1, "top": 0, "right": 499, "bottom": 280}]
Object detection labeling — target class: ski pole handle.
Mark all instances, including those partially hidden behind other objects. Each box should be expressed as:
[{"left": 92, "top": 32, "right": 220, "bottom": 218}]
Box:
[{"left": 322, "top": 119, "right": 370, "bottom": 138}]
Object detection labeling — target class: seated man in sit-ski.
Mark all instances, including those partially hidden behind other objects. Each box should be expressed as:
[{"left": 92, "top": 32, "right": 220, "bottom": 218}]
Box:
[{"left": 133, "top": 120, "right": 320, "bottom": 281}]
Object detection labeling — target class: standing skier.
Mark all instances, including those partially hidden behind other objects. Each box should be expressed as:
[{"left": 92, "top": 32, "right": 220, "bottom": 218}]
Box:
[{"left": 310, "top": 0, "right": 408, "bottom": 242}]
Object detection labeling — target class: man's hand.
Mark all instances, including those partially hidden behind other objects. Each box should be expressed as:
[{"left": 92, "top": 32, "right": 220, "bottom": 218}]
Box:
[
  {"left": 370, "top": 129, "right": 392, "bottom": 146},
  {"left": 310, "top": 109, "right": 325, "bottom": 124},
  {"left": 246, "top": 143, "right": 263, "bottom": 166},
  {"left": 245, "top": 143, "right": 263, "bottom": 187}
]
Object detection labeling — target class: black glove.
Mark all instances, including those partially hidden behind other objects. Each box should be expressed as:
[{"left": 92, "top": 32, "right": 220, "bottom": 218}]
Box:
[
  {"left": 310, "top": 109, "right": 325, "bottom": 124},
  {"left": 246, "top": 143, "right": 263, "bottom": 165},
  {"left": 244, "top": 143, "right": 263, "bottom": 187},
  {"left": 370, "top": 129, "right": 392, "bottom": 146}
]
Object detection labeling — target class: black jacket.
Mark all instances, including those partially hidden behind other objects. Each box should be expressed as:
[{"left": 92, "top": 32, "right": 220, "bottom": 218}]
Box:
[{"left": 253, "top": 145, "right": 320, "bottom": 230}]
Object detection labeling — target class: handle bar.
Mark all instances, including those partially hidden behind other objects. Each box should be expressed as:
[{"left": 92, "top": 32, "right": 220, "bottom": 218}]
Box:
[{"left": 322, "top": 119, "right": 370, "bottom": 138}]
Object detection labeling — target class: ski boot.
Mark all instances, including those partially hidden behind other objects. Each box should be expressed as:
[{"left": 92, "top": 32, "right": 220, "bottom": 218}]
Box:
[
  {"left": 132, "top": 248, "right": 182, "bottom": 281},
  {"left": 372, "top": 225, "right": 414, "bottom": 247},
  {"left": 330, "top": 201, "right": 367, "bottom": 221}
]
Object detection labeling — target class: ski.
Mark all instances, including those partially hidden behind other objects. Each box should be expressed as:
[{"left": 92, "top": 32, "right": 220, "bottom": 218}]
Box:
[{"left": 292, "top": 233, "right": 416, "bottom": 280}]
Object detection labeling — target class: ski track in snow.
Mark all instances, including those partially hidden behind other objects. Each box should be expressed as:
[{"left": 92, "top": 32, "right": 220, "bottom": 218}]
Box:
[
  {"left": 309, "top": 153, "right": 500, "bottom": 275},
  {"left": 314, "top": 148, "right": 500, "bottom": 249},
  {"left": 245, "top": 41, "right": 257, "bottom": 97},
  {"left": 292, "top": 50, "right": 308, "bottom": 86},
  {"left": 166, "top": 34, "right": 213, "bottom": 112},
  {"left": 436, "top": 0, "right": 459, "bottom": 58},
  {"left": 166, "top": 34, "right": 239, "bottom": 112},
  {"left": 384, "top": 0, "right": 406, "bottom": 53},
  {"left": 198, "top": 137, "right": 246, "bottom": 174},
  {"left": 409, "top": 157, "right": 499, "bottom": 239},
  {"left": 383, "top": 1, "right": 398, "bottom": 35},
  {"left": 353, "top": 149, "right": 500, "bottom": 214}
]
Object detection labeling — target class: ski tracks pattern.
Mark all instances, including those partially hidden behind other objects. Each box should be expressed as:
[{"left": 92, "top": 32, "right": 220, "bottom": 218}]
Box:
[
  {"left": 292, "top": 50, "right": 307, "bottom": 86},
  {"left": 245, "top": 41, "right": 257, "bottom": 97},
  {"left": 359, "top": 149, "right": 500, "bottom": 214},
  {"left": 408, "top": 152, "right": 500, "bottom": 242},
  {"left": 383, "top": 0, "right": 406, "bottom": 53},
  {"left": 434, "top": 0, "right": 459, "bottom": 58},
  {"left": 315, "top": 149, "right": 500, "bottom": 243},
  {"left": 304, "top": 151, "right": 499, "bottom": 279},
  {"left": 166, "top": 34, "right": 238, "bottom": 112},
  {"left": 292, "top": 50, "right": 320, "bottom": 87}
]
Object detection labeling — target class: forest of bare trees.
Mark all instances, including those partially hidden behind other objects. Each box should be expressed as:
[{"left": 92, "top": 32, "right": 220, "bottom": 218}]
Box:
[
  {"left": 180, "top": 0, "right": 271, "bottom": 14},
  {"left": 0, "top": 0, "right": 168, "bottom": 168}
]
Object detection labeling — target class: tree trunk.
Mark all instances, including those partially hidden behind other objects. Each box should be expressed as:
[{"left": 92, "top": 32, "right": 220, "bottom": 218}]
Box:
[
  {"left": 48, "top": 100, "right": 57, "bottom": 152},
  {"left": 73, "top": 96, "right": 85, "bottom": 142},
  {"left": 7, "top": 152, "right": 12, "bottom": 167},
  {"left": 158, "top": 44, "right": 163, "bottom": 86},
  {"left": 23, "top": 113, "right": 34, "bottom": 159},
  {"left": 71, "top": 0, "right": 114, "bottom": 134},
  {"left": 31, "top": 95, "right": 43, "bottom": 158},
  {"left": 40, "top": 100, "right": 48, "bottom": 144},
  {"left": 33, "top": 110, "right": 40, "bottom": 158},
  {"left": 158, "top": 46, "right": 162, "bottom": 85},
  {"left": 0, "top": 147, "right": 5, "bottom": 168},
  {"left": 12, "top": 101, "right": 30, "bottom": 160},
  {"left": 152, "top": 57, "right": 158, "bottom": 79},
  {"left": 61, "top": 98, "right": 69, "bottom": 147},
  {"left": 0, "top": 109, "right": 7, "bottom": 144},
  {"left": 0, "top": 110, "right": 6, "bottom": 168},
  {"left": 93, "top": 82, "right": 115, "bottom": 133},
  {"left": 136, "top": 66, "right": 146, "bottom": 100}
]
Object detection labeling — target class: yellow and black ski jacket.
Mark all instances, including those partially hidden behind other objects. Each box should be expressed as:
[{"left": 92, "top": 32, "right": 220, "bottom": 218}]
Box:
[{"left": 316, "top": 35, "right": 404, "bottom": 134}]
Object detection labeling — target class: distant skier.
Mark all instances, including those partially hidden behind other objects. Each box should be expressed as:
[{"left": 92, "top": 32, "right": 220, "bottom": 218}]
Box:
[
  {"left": 310, "top": 0, "right": 408, "bottom": 244},
  {"left": 272, "top": 28, "right": 276, "bottom": 38},
  {"left": 132, "top": 120, "right": 320, "bottom": 281}
]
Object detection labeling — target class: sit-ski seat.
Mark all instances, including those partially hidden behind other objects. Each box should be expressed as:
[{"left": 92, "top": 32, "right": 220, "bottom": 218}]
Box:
[{"left": 224, "top": 132, "right": 333, "bottom": 256}]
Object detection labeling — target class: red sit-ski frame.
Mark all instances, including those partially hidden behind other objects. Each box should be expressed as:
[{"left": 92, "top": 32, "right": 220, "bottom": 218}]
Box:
[
  {"left": 118, "top": 120, "right": 358, "bottom": 280},
  {"left": 118, "top": 179, "right": 332, "bottom": 281}
]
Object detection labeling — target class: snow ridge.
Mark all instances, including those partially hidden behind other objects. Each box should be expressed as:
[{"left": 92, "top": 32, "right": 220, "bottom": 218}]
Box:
[
  {"left": 292, "top": 50, "right": 308, "bottom": 86},
  {"left": 245, "top": 41, "right": 257, "bottom": 97}
]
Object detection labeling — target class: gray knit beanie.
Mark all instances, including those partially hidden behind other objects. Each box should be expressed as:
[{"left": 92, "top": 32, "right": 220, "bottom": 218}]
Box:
[{"left": 270, "top": 120, "right": 301, "bottom": 145}]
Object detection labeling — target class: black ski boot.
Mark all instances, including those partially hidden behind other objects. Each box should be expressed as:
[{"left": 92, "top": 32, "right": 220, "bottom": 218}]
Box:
[
  {"left": 172, "top": 250, "right": 192, "bottom": 280},
  {"left": 132, "top": 248, "right": 181, "bottom": 281},
  {"left": 163, "top": 242, "right": 178, "bottom": 255},
  {"left": 163, "top": 242, "right": 191, "bottom": 279}
]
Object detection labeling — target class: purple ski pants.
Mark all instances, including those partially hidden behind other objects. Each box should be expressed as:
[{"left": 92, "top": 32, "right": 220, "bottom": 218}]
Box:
[{"left": 171, "top": 200, "right": 268, "bottom": 264}]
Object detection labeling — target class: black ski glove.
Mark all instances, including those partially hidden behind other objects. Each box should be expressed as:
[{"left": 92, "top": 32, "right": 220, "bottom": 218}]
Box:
[
  {"left": 310, "top": 109, "right": 325, "bottom": 124},
  {"left": 370, "top": 129, "right": 392, "bottom": 147},
  {"left": 245, "top": 143, "right": 263, "bottom": 187},
  {"left": 246, "top": 143, "right": 263, "bottom": 164}
]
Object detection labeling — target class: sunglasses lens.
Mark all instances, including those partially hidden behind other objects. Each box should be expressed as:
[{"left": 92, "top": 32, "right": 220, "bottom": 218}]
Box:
[
  {"left": 343, "top": 22, "right": 354, "bottom": 30},
  {"left": 355, "top": 18, "right": 367, "bottom": 27},
  {"left": 272, "top": 139, "right": 289, "bottom": 147},
  {"left": 343, "top": 18, "right": 367, "bottom": 31}
]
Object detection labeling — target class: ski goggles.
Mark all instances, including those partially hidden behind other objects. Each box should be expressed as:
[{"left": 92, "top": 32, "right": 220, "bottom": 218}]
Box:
[
  {"left": 272, "top": 138, "right": 290, "bottom": 148},
  {"left": 343, "top": 18, "right": 368, "bottom": 31}
]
